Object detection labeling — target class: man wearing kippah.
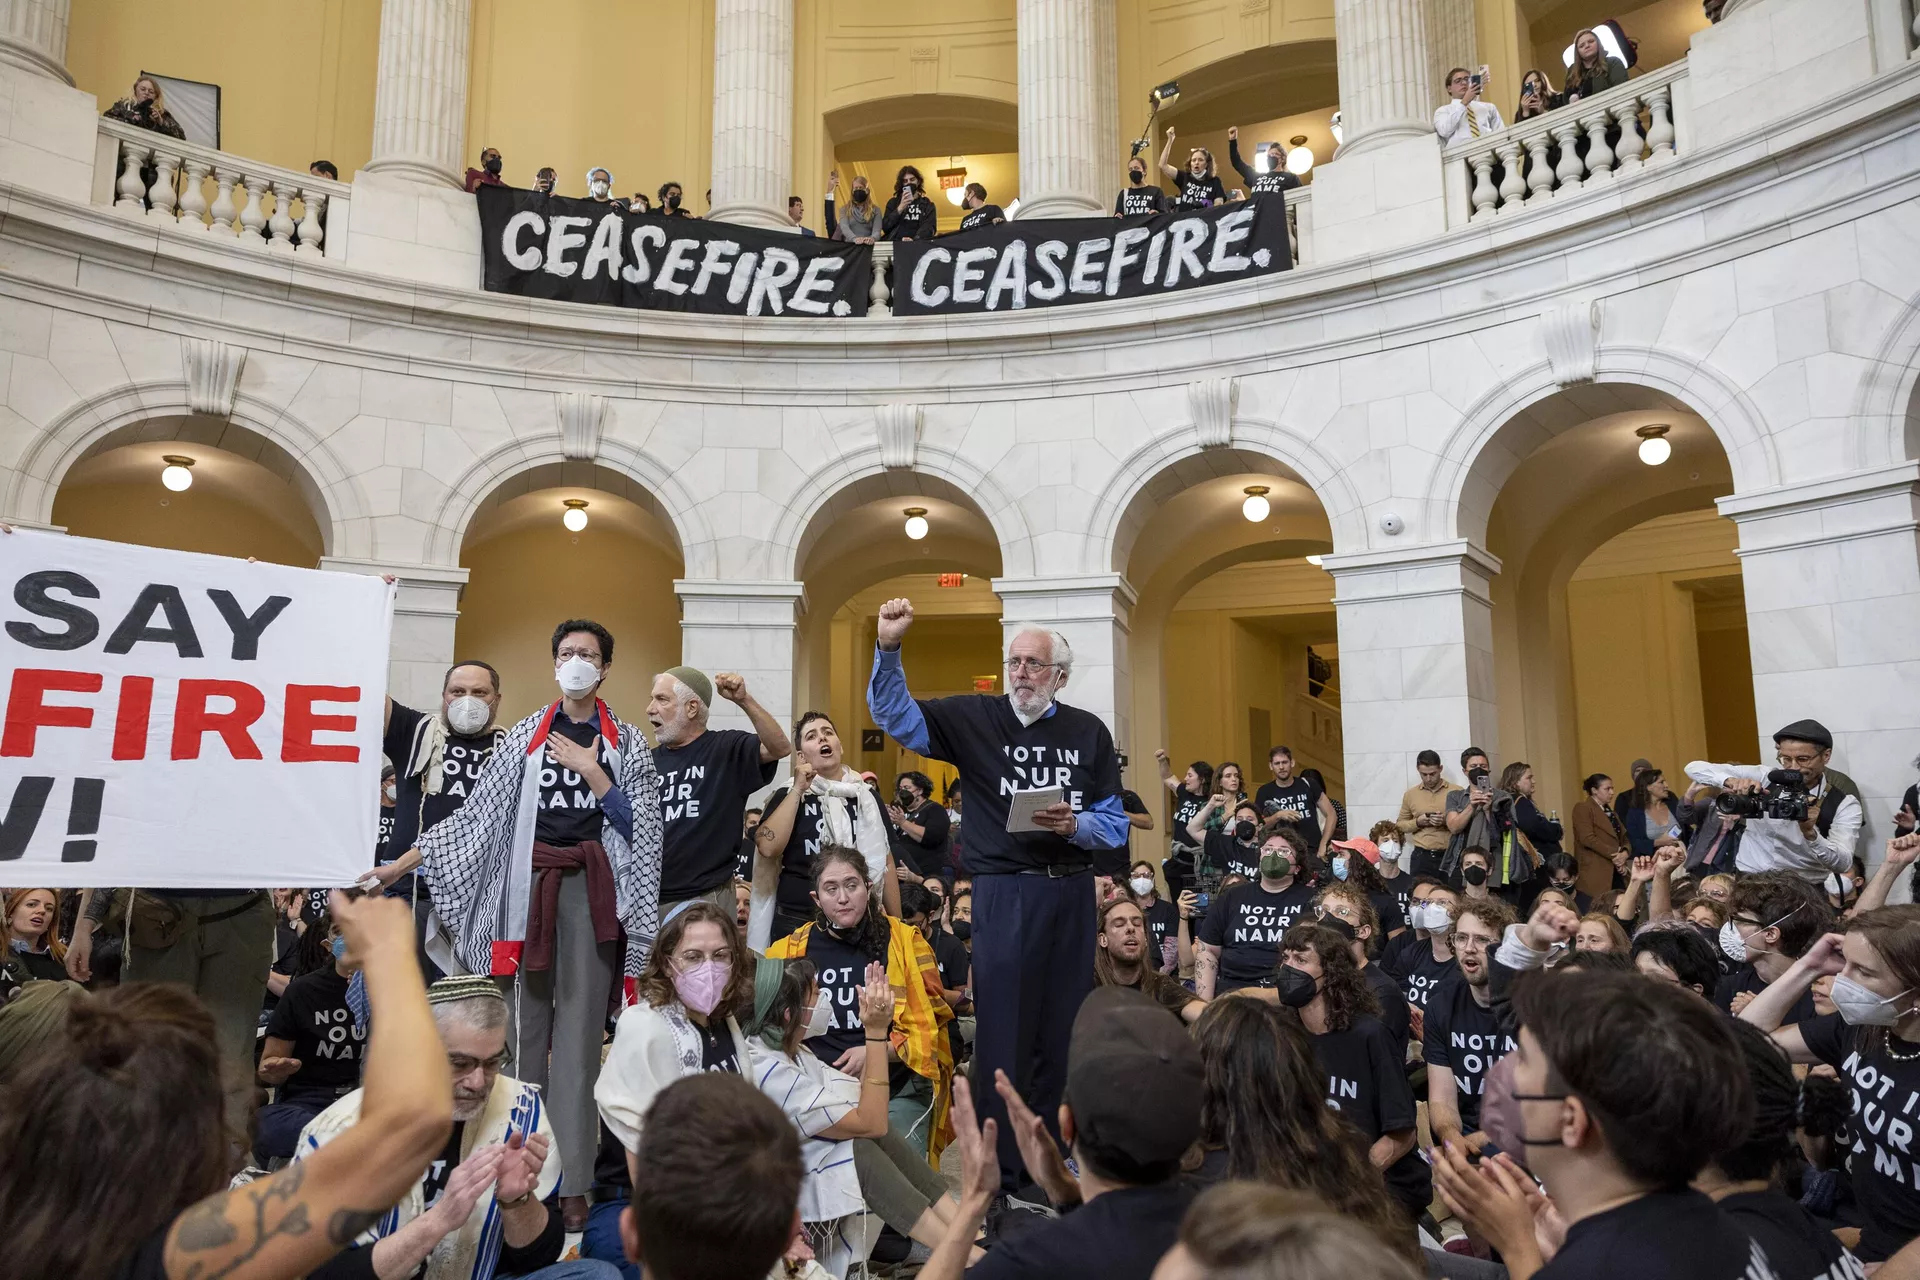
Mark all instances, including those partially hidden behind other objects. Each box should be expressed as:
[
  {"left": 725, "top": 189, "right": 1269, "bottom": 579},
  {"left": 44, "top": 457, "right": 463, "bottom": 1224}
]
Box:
[
  {"left": 647, "top": 665, "right": 791, "bottom": 916},
  {"left": 1686, "top": 718, "right": 1861, "bottom": 881}
]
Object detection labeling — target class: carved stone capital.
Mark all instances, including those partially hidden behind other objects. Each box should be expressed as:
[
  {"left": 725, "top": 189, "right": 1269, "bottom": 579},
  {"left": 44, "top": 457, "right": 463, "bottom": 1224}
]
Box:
[
  {"left": 877, "top": 403, "right": 922, "bottom": 469},
  {"left": 1541, "top": 300, "right": 1601, "bottom": 387},
  {"left": 182, "top": 338, "right": 244, "bottom": 417},
  {"left": 558, "top": 392, "right": 607, "bottom": 461},
  {"left": 1188, "top": 377, "right": 1239, "bottom": 448}
]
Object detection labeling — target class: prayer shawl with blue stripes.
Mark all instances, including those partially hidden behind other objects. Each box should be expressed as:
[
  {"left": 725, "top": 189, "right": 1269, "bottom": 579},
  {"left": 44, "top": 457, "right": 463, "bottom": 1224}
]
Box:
[{"left": 294, "top": 1073, "right": 557, "bottom": 1280}]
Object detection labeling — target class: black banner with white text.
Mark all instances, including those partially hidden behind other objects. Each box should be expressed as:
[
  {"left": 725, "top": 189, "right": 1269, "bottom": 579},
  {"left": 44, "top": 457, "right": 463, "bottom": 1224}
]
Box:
[
  {"left": 893, "top": 196, "right": 1291, "bottom": 316},
  {"left": 477, "top": 186, "right": 872, "bottom": 318}
]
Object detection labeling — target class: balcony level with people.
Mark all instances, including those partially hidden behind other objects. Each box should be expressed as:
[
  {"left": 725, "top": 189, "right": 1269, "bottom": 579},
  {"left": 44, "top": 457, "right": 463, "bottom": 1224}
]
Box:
[{"left": 3, "top": 0, "right": 1920, "bottom": 866}]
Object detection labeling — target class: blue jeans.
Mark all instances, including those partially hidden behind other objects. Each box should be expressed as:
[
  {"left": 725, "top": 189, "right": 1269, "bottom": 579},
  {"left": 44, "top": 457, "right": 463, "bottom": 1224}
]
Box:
[
  {"left": 581, "top": 1200, "right": 642, "bottom": 1280},
  {"left": 505, "top": 1260, "right": 624, "bottom": 1280}
]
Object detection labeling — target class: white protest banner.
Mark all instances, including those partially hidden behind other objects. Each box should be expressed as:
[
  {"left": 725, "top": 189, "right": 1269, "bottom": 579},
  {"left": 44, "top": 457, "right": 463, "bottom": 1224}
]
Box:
[{"left": 0, "top": 530, "right": 392, "bottom": 887}]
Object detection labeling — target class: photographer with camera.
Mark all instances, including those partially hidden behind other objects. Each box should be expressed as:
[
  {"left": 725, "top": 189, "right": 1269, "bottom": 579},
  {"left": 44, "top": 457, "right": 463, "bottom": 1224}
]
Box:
[{"left": 1686, "top": 719, "right": 1861, "bottom": 881}]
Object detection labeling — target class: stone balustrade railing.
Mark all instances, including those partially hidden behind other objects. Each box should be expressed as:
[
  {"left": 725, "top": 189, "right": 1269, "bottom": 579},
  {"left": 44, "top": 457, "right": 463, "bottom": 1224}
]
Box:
[
  {"left": 93, "top": 119, "right": 352, "bottom": 259},
  {"left": 1442, "top": 58, "right": 1689, "bottom": 225},
  {"left": 864, "top": 191, "right": 1312, "bottom": 317}
]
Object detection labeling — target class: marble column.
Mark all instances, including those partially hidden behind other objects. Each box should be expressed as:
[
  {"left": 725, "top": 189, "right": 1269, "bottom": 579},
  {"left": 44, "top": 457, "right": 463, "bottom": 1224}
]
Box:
[
  {"left": 1322, "top": 542, "right": 1501, "bottom": 836},
  {"left": 364, "top": 0, "right": 472, "bottom": 188},
  {"left": 0, "top": 0, "right": 70, "bottom": 82},
  {"left": 1015, "top": 0, "right": 1119, "bottom": 220},
  {"left": 1332, "top": 0, "right": 1437, "bottom": 156},
  {"left": 1423, "top": 0, "right": 1477, "bottom": 112},
  {"left": 708, "top": 0, "right": 794, "bottom": 231},
  {"left": 676, "top": 580, "right": 806, "bottom": 795},
  {"left": 319, "top": 558, "right": 469, "bottom": 714},
  {"left": 1721, "top": 463, "right": 1920, "bottom": 882},
  {"left": 993, "top": 574, "right": 1135, "bottom": 740}
]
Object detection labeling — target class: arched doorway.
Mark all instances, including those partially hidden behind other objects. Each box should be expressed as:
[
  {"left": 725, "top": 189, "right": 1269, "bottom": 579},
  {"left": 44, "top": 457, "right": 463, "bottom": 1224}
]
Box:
[
  {"left": 1114, "top": 449, "right": 1337, "bottom": 851},
  {"left": 1477, "top": 396, "right": 1750, "bottom": 813},
  {"left": 793, "top": 473, "right": 1005, "bottom": 800},
  {"left": 824, "top": 94, "right": 1020, "bottom": 232},
  {"left": 453, "top": 462, "right": 685, "bottom": 725},
  {"left": 51, "top": 421, "right": 327, "bottom": 565}
]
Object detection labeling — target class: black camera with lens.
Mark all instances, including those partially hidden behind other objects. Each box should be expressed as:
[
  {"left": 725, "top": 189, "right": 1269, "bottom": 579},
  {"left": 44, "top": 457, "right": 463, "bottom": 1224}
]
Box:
[
  {"left": 1192, "top": 862, "right": 1225, "bottom": 922},
  {"left": 1714, "top": 769, "right": 1812, "bottom": 823}
]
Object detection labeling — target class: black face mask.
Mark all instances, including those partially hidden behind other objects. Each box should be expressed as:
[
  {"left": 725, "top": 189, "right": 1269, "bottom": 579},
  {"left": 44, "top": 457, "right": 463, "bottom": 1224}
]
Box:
[
  {"left": 950, "top": 919, "right": 971, "bottom": 942},
  {"left": 1316, "top": 914, "right": 1358, "bottom": 941},
  {"left": 897, "top": 790, "right": 916, "bottom": 810},
  {"left": 1551, "top": 880, "right": 1576, "bottom": 892},
  {"left": 1463, "top": 865, "right": 1489, "bottom": 886},
  {"left": 667, "top": 193, "right": 682, "bottom": 210},
  {"left": 1234, "top": 820, "right": 1257, "bottom": 842},
  {"left": 852, "top": 187, "right": 870, "bottom": 203},
  {"left": 1129, "top": 169, "right": 1144, "bottom": 184},
  {"left": 483, "top": 156, "right": 502, "bottom": 175},
  {"left": 1274, "top": 965, "right": 1318, "bottom": 1008}
]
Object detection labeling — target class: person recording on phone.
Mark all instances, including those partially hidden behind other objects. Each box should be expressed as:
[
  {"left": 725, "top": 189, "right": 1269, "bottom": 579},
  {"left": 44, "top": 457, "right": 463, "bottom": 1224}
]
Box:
[
  {"left": 1434, "top": 66, "right": 1505, "bottom": 147},
  {"left": 1686, "top": 719, "right": 1861, "bottom": 881},
  {"left": 882, "top": 166, "right": 938, "bottom": 241},
  {"left": 1224, "top": 127, "right": 1301, "bottom": 197}
]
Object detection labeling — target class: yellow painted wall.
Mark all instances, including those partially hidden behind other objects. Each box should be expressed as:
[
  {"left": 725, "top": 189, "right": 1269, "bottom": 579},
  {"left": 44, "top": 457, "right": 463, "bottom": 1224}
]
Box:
[
  {"left": 1117, "top": 0, "right": 1336, "bottom": 114},
  {"left": 1477, "top": 0, "right": 1529, "bottom": 114},
  {"left": 53, "top": 478, "right": 322, "bottom": 567},
  {"left": 467, "top": 0, "right": 715, "bottom": 200},
  {"left": 67, "top": 0, "right": 381, "bottom": 177},
  {"left": 1526, "top": 0, "right": 1705, "bottom": 82},
  {"left": 455, "top": 523, "right": 683, "bottom": 725}
]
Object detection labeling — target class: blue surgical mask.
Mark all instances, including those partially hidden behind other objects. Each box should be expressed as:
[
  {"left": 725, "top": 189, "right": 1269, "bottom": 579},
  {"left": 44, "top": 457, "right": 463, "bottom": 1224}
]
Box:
[
  {"left": 330, "top": 935, "right": 348, "bottom": 960},
  {"left": 1331, "top": 856, "right": 1350, "bottom": 881}
]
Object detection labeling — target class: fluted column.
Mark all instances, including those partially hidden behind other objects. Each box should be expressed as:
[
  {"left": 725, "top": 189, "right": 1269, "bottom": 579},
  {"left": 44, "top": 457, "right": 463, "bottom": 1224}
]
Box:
[
  {"left": 363, "top": 0, "right": 471, "bottom": 187},
  {"left": 1333, "top": 0, "right": 1437, "bottom": 156},
  {"left": 1016, "top": 0, "right": 1118, "bottom": 220},
  {"left": 1423, "top": 0, "right": 1476, "bottom": 112},
  {"left": 0, "top": 0, "right": 71, "bottom": 83},
  {"left": 708, "top": 0, "right": 794, "bottom": 230}
]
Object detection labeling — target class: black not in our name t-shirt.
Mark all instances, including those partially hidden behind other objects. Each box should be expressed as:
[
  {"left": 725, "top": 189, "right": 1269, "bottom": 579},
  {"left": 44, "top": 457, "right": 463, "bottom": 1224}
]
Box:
[
  {"left": 1114, "top": 184, "right": 1170, "bottom": 217},
  {"left": 1141, "top": 897, "right": 1179, "bottom": 972},
  {"left": 654, "top": 728, "right": 777, "bottom": 901},
  {"left": 1534, "top": 1189, "right": 1780, "bottom": 1280},
  {"left": 383, "top": 701, "right": 500, "bottom": 859},
  {"left": 1717, "top": 1188, "right": 1865, "bottom": 1280},
  {"left": 1363, "top": 961, "right": 1413, "bottom": 1059},
  {"left": 697, "top": 1018, "right": 740, "bottom": 1075},
  {"left": 1256, "top": 775, "right": 1324, "bottom": 848},
  {"left": 762, "top": 781, "right": 888, "bottom": 914},
  {"left": 263, "top": 967, "right": 365, "bottom": 1092},
  {"left": 1200, "top": 829, "right": 1260, "bottom": 883},
  {"left": 1197, "top": 880, "right": 1317, "bottom": 987},
  {"left": 1381, "top": 932, "right": 1459, "bottom": 1010},
  {"left": 958, "top": 204, "right": 1004, "bottom": 232},
  {"left": 1421, "top": 974, "right": 1515, "bottom": 1133},
  {"left": 1310, "top": 1014, "right": 1431, "bottom": 1211},
  {"left": 535, "top": 712, "right": 613, "bottom": 847},
  {"left": 1171, "top": 170, "right": 1227, "bottom": 209},
  {"left": 802, "top": 925, "right": 908, "bottom": 1087},
  {"left": 916, "top": 696, "right": 1121, "bottom": 876},
  {"left": 1169, "top": 788, "right": 1208, "bottom": 853},
  {"left": 1800, "top": 1012, "right": 1920, "bottom": 1262}
]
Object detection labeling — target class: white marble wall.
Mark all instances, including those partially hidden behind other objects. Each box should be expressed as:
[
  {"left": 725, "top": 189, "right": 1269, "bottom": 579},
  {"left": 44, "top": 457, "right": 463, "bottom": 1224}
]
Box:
[
  {"left": 994, "top": 574, "right": 1136, "bottom": 745},
  {"left": 676, "top": 581, "right": 805, "bottom": 791}
]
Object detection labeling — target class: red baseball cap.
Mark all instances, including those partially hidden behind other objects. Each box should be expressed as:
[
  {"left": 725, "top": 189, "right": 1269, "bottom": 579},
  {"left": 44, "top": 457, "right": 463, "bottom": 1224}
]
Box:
[{"left": 1330, "top": 836, "right": 1380, "bottom": 865}]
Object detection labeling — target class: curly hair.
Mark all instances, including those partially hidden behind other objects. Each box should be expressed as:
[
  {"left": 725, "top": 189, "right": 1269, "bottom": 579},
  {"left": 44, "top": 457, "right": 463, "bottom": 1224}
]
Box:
[
  {"left": 1189, "top": 1000, "right": 1420, "bottom": 1263},
  {"left": 633, "top": 901, "right": 755, "bottom": 1022},
  {"left": 810, "top": 845, "right": 893, "bottom": 960},
  {"left": 1282, "top": 922, "right": 1378, "bottom": 1032}
]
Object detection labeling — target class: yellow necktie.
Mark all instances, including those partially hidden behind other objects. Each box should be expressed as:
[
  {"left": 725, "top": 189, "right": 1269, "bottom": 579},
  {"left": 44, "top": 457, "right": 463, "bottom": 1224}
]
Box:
[{"left": 1466, "top": 104, "right": 1481, "bottom": 139}]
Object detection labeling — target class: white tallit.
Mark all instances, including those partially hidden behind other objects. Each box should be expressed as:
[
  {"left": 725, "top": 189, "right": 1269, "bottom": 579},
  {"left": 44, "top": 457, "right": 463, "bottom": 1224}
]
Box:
[{"left": 748, "top": 771, "right": 890, "bottom": 952}]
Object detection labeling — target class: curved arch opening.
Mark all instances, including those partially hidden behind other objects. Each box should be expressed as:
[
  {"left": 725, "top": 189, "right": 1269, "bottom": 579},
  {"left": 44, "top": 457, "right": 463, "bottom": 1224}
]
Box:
[
  {"left": 1114, "top": 450, "right": 1339, "bottom": 850},
  {"left": 827, "top": 94, "right": 1019, "bottom": 233},
  {"left": 1143, "top": 41, "right": 1339, "bottom": 191},
  {"left": 52, "top": 424, "right": 328, "bottom": 566},
  {"left": 454, "top": 463, "right": 684, "bottom": 724},
  {"left": 795, "top": 473, "right": 1005, "bottom": 795},
  {"left": 1480, "top": 394, "right": 1749, "bottom": 814}
]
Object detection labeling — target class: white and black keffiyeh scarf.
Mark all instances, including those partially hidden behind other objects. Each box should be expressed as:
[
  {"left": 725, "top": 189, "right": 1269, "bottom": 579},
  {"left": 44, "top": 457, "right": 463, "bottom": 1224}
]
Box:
[{"left": 418, "top": 700, "right": 662, "bottom": 980}]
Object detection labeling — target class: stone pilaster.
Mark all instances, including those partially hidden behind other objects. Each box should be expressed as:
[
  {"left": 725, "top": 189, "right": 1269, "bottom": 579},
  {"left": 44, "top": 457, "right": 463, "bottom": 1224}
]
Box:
[
  {"left": 1332, "top": 0, "right": 1437, "bottom": 156},
  {"left": 1015, "top": 0, "right": 1119, "bottom": 219},
  {"left": 675, "top": 579, "right": 805, "bottom": 760},
  {"left": 708, "top": 0, "right": 794, "bottom": 231},
  {"left": 319, "top": 558, "right": 469, "bottom": 714},
  {"left": 364, "top": 0, "right": 472, "bottom": 188},
  {"left": 0, "top": 0, "right": 69, "bottom": 82}
]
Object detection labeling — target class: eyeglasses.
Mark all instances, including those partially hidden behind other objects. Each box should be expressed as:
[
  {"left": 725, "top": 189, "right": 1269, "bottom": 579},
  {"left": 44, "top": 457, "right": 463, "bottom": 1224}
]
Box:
[
  {"left": 1776, "top": 752, "right": 1824, "bottom": 768},
  {"left": 1006, "top": 658, "right": 1060, "bottom": 675},
  {"left": 448, "top": 1048, "right": 512, "bottom": 1077},
  {"left": 556, "top": 646, "right": 602, "bottom": 663},
  {"left": 673, "top": 947, "right": 731, "bottom": 967},
  {"left": 1449, "top": 932, "right": 1496, "bottom": 951}
]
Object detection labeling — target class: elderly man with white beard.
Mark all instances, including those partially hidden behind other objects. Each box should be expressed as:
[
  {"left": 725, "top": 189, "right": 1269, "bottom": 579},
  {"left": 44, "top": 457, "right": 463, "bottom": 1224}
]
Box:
[{"left": 866, "top": 597, "right": 1129, "bottom": 1223}]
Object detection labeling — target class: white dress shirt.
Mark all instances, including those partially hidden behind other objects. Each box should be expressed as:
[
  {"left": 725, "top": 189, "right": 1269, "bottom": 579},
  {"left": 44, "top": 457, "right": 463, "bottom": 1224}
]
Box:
[
  {"left": 1433, "top": 99, "right": 1506, "bottom": 147},
  {"left": 1683, "top": 761, "right": 1861, "bottom": 880}
]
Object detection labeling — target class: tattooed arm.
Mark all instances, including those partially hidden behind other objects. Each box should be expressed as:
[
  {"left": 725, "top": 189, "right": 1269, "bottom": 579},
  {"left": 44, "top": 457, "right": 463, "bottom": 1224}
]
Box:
[{"left": 162, "top": 893, "right": 453, "bottom": 1280}]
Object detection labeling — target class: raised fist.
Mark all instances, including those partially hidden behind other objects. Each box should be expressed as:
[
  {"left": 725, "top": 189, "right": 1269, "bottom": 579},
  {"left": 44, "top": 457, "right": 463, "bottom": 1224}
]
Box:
[
  {"left": 877, "top": 598, "right": 915, "bottom": 649},
  {"left": 714, "top": 672, "right": 747, "bottom": 704}
]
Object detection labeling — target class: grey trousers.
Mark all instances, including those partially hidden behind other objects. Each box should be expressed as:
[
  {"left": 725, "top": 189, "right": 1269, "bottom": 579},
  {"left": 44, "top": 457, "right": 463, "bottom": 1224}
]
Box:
[
  {"left": 853, "top": 1126, "right": 951, "bottom": 1235},
  {"left": 128, "top": 892, "right": 275, "bottom": 1139},
  {"left": 503, "top": 870, "right": 616, "bottom": 1199},
  {"left": 658, "top": 882, "right": 735, "bottom": 923}
]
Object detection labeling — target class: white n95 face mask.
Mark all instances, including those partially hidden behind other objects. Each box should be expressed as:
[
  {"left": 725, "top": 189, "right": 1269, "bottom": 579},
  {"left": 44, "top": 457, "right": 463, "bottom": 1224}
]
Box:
[
  {"left": 556, "top": 656, "right": 600, "bottom": 695},
  {"left": 805, "top": 997, "right": 833, "bottom": 1040},
  {"left": 446, "top": 695, "right": 490, "bottom": 735},
  {"left": 1831, "top": 974, "right": 1913, "bottom": 1027},
  {"left": 1129, "top": 877, "right": 1155, "bottom": 896}
]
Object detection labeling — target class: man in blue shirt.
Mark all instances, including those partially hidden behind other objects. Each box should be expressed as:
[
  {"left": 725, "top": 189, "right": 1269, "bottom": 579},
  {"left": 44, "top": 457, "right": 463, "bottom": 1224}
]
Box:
[{"left": 867, "top": 596, "right": 1129, "bottom": 1204}]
